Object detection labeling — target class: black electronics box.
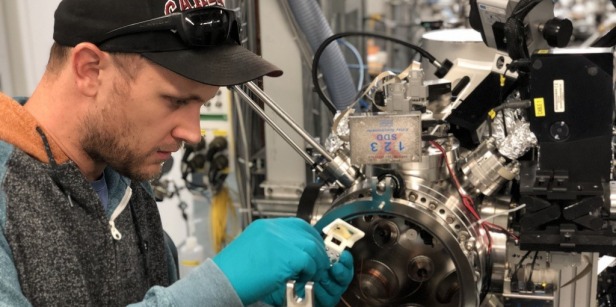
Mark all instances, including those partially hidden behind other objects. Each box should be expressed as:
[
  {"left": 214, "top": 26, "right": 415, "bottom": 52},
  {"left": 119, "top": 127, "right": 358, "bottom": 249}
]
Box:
[{"left": 528, "top": 48, "right": 614, "bottom": 186}]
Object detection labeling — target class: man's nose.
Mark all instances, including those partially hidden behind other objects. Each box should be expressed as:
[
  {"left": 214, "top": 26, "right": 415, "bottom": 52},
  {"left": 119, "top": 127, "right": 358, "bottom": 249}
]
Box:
[{"left": 172, "top": 106, "right": 203, "bottom": 145}]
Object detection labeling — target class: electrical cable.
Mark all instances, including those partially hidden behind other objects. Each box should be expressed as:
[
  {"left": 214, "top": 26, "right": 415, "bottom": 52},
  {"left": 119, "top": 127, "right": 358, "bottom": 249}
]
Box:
[
  {"left": 347, "top": 64, "right": 403, "bottom": 74},
  {"left": 429, "top": 140, "right": 479, "bottom": 219},
  {"left": 429, "top": 140, "right": 501, "bottom": 254},
  {"left": 505, "top": 0, "right": 542, "bottom": 59},
  {"left": 500, "top": 110, "right": 508, "bottom": 137},
  {"left": 347, "top": 82, "right": 372, "bottom": 111},
  {"left": 518, "top": 250, "right": 532, "bottom": 266},
  {"left": 527, "top": 251, "right": 539, "bottom": 287},
  {"left": 512, "top": 250, "right": 532, "bottom": 279},
  {"left": 474, "top": 204, "right": 526, "bottom": 226},
  {"left": 498, "top": 73, "right": 508, "bottom": 136},
  {"left": 338, "top": 39, "right": 365, "bottom": 92},
  {"left": 211, "top": 189, "right": 227, "bottom": 252},
  {"left": 312, "top": 31, "right": 451, "bottom": 114},
  {"left": 181, "top": 142, "right": 210, "bottom": 191},
  {"left": 488, "top": 114, "right": 493, "bottom": 138},
  {"left": 210, "top": 186, "right": 239, "bottom": 253},
  {"left": 336, "top": 70, "right": 396, "bottom": 114},
  {"left": 492, "top": 100, "right": 532, "bottom": 112},
  {"left": 560, "top": 254, "right": 592, "bottom": 288},
  {"left": 429, "top": 140, "right": 522, "bottom": 250},
  {"left": 483, "top": 222, "right": 519, "bottom": 242},
  {"left": 511, "top": 0, "right": 542, "bottom": 16}
]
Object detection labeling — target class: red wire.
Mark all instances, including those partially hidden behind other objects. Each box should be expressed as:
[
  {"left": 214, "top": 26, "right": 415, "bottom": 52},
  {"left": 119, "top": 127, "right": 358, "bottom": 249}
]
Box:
[
  {"left": 429, "top": 140, "right": 480, "bottom": 220},
  {"left": 484, "top": 221, "right": 519, "bottom": 241},
  {"left": 429, "top": 140, "right": 521, "bottom": 251},
  {"left": 484, "top": 225, "right": 493, "bottom": 251}
]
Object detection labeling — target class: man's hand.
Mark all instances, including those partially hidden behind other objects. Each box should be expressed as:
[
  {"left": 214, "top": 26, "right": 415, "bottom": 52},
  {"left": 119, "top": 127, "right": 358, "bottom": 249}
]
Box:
[
  {"left": 262, "top": 250, "right": 354, "bottom": 307},
  {"left": 314, "top": 250, "right": 354, "bottom": 307},
  {"left": 213, "top": 218, "right": 330, "bottom": 306}
]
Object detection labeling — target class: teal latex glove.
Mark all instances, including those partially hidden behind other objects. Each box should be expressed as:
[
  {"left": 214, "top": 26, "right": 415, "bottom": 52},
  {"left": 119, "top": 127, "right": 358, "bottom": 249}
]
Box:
[
  {"left": 313, "top": 250, "right": 354, "bottom": 306},
  {"left": 263, "top": 250, "right": 354, "bottom": 307},
  {"left": 213, "top": 217, "right": 330, "bottom": 305}
]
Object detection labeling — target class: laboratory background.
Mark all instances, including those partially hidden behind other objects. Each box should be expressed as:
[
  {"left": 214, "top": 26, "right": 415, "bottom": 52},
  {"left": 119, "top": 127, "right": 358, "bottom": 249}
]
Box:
[{"left": 3, "top": 0, "right": 616, "bottom": 306}]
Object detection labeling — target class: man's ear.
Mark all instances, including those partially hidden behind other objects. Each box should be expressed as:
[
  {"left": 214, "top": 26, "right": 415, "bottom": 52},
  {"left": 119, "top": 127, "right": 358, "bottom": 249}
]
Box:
[{"left": 70, "top": 43, "right": 108, "bottom": 97}]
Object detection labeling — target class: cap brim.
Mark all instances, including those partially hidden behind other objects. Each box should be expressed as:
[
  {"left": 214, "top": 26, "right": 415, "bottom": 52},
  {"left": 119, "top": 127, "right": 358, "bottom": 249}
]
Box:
[{"left": 141, "top": 42, "right": 282, "bottom": 86}]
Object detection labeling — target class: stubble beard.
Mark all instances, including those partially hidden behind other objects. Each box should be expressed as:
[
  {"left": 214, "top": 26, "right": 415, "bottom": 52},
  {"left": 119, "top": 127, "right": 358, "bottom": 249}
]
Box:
[
  {"left": 80, "top": 81, "right": 162, "bottom": 182},
  {"left": 81, "top": 117, "right": 162, "bottom": 182}
]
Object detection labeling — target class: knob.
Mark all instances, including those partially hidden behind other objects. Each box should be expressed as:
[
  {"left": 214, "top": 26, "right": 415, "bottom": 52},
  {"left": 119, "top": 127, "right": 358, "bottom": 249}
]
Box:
[{"left": 541, "top": 18, "right": 573, "bottom": 48}]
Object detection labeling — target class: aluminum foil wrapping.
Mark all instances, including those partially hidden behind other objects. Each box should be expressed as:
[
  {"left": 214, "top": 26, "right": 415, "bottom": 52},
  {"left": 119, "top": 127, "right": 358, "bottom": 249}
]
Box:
[
  {"left": 324, "top": 133, "right": 344, "bottom": 153},
  {"left": 326, "top": 110, "right": 352, "bottom": 153},
  {"left": 485, "top": 108, "right": 520, "bottom": 145},
  {"left": 498, "top": 122, "right": 538, "bottom": 160},
  {"left": 337, "top": 115, "right": 351, "bottom": 135}
]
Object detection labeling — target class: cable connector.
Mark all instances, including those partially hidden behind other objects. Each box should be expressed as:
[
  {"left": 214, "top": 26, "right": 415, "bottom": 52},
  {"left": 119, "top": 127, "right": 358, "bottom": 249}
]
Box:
[
  {"left": 433, "top": 59, "right": 453, "bottom": 78},
  {"left": 322, "top": 218, "right": 364, "bottom": 263}
]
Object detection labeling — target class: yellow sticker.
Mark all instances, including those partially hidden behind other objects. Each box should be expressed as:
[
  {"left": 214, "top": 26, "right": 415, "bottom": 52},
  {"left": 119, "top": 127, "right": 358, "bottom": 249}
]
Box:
[
  {"left": 537, "top": 49, "right": 549, "bottom": 54},
  {"left": 534, "top": 98, "right": 546, "bottom": 117},
  {"left": 488, "top": 109, "right": 496, "bottom": 119},
  {"left": 200, "top": 128, "right": 207, "bottom": 136},
  {"left": 213, "top": 130, "right": 228, "bottom": 137}
]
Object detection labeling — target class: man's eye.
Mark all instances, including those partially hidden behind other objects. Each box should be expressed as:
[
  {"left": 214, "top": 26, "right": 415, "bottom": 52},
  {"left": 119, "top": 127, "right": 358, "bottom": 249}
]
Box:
[{"left": 170, "top": 98, "right": 189, "bottom": 107}]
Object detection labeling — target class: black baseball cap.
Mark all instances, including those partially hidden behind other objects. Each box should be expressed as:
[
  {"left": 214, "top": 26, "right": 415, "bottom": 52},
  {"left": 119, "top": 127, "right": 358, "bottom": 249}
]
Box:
[{"left": 53, "top": 0, "right": 282, "bottom": 86}]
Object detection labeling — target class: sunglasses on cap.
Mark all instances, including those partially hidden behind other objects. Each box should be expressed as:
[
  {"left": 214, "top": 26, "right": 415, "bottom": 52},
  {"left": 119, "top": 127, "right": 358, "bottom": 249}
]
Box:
[{"left": 94, "top": 7, "right": 241, "bottom": 47}]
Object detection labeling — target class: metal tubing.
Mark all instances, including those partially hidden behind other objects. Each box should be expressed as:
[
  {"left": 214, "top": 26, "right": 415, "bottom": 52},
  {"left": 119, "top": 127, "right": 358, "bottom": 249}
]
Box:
[
  {"left": 242, "top": 82, "right": 334, "bottom": 161},
  {"left": 233, "top": 86, "right": 316, "bottom": 165},
  {"left": 232, "top": 94, "right": 253, "bottom": 225}
]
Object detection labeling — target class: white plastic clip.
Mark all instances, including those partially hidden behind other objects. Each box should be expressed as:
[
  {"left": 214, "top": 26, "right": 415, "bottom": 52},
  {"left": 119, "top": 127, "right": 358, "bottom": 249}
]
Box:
[{"left": 322, "top": 218, "right": 365, "bottom": 263}]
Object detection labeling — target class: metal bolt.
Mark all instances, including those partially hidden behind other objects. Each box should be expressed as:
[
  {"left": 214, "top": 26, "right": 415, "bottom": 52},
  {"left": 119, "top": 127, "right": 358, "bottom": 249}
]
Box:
[
  {"left": 407, "top": 229, "right": 418, "bottom": 239},
  {"left": 459, "top": 232, "right": 469, "bottom": 241},
  {"left": 465, "top": 238, "right": 476, "bottom": 251},
  {"left": 428, "top": 202, "right": 437, "bottom": 210},
  {"left": 376, "top": 181, "right": 387, "bottom": 193},
  {"left": 446, "top": 216, "right": 455, "bottom": 224}
]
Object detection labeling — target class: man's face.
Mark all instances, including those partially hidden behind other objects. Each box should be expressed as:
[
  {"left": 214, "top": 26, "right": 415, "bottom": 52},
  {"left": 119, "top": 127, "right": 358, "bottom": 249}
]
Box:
[{"left": 81, "top": 56, "right": 219, "bottom": 181}]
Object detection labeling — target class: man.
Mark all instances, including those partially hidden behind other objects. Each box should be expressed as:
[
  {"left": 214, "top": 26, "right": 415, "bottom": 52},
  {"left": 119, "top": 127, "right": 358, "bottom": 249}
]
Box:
[{"left": 0, "top": 0, "right": 353, "bottom": 306}]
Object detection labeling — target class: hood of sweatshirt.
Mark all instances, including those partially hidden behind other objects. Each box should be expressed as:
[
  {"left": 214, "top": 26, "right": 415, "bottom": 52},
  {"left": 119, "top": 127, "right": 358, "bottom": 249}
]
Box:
[{"left": 0, "top": 92, "right": 68, "bottom": 164}]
